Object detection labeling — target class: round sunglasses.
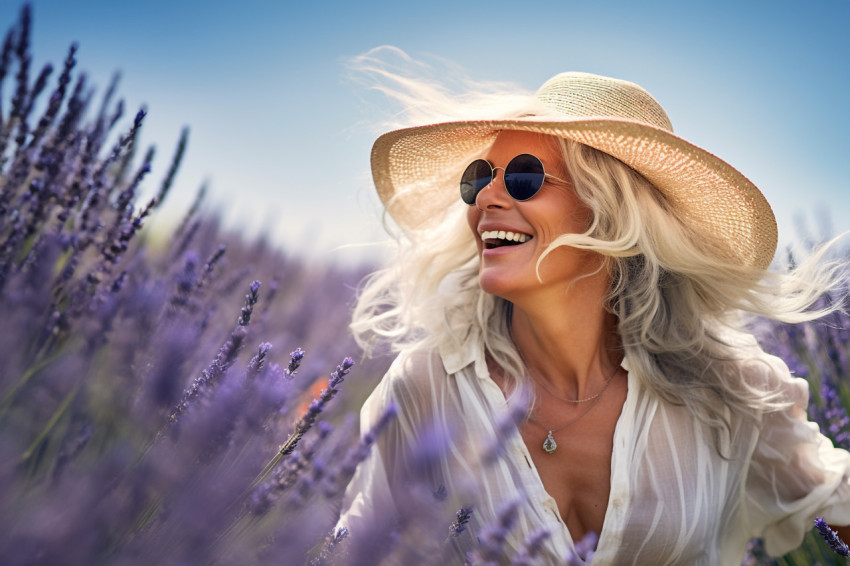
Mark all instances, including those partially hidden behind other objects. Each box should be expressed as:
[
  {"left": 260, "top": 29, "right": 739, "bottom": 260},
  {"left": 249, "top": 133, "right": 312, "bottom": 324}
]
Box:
[{"left": 460, "top": 153, "right": 568, "bottom": 205}]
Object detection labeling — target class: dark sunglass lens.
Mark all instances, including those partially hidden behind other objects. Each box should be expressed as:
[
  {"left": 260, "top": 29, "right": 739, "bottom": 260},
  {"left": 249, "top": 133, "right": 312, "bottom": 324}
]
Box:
[
  {"left": 504, "top": 154, "right": 545, "bottom": 201},
  {"left": 460, "top": 159, "right": 493, "bottom": 204}
]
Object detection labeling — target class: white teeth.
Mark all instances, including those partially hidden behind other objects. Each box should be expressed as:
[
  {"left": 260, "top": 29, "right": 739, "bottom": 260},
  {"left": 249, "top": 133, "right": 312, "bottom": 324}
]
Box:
[{"left": 481, "top": 230, "right": 531, "bottom": 243}]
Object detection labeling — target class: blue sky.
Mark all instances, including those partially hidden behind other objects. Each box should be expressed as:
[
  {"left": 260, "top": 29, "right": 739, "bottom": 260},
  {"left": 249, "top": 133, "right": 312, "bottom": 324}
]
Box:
[{"left": 2, "top": 0, "right": 848, "bottom": 264}]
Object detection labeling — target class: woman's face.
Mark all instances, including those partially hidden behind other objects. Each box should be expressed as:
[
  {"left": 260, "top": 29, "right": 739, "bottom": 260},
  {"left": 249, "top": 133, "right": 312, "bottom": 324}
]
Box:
[{"left": 466, "top": 131, "right": 604, "bottom": 303}]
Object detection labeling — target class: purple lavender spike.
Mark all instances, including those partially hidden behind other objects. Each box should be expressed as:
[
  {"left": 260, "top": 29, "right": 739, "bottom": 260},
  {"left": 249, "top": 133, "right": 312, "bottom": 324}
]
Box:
[
  {"left": 449, "top": 506, "right": 474, "bottom": 538},
  {"left": 14, "top": 61, "right": 51, "bottom": 149},
  {"left": 92, "top": 105, "right": 145, "bottom": 183},
  {"left": 246, "top": 342, "right": 272, "bottom": 378},
  {"left": 0, "top": 4, "right": 30, "bottom": 163},
  {"left": 91, "top": 71, "right": 120, "bottom": 144},
  {"left": 741, "top": 538, "right": 772, "bottom": 566},
  {"left": 102, "top": 196, "right": 156, "bottom": 267},
  {"left": 815, "top": 517, "right": 850, "bottom": 556},
  {"left": 111, "top": 151, "right": 152, "bottom": 217},
  {"left": 237, "top": 280, "right": 261, "bottom": 326},
  {"left": 297, "top": 357, "right": 354, "bottom": 429},
  {"left": 25, "top": 43, "right": 76, "bottom": 151},
  {"left": 52, "top": 72, "right": 87, "bottom": 148},
  {"left": 323, "top": 403, "right": 396, "bottom": 497},
  {"left": 168, "top": 250, "right": 199, "bottom": 310},
  {"left": 250, "top": 421, "right": 335, "bottom": 516},
  {"left": 110, "top": 270, "right": 128, "bottom": 293},
  {"left": 284, "top": 347, "right": 305, "bottom": 379},
  {"left": 818, "top": 378, "right": 850, "bottom": 449},
  {"left": 309, "top": 526, "right": 350, "bottom": 566},
  {"left": 194, "top": 244, "right": 226, "bottom": 292},
  {"left": 511, "top": 528, "right": 551, "bottom": 565},
  {"left": 564, "top": 531, "right": 599, "bottom": 565},
  {"left": 473, "top": 499, "right": 519, "bottom": 563},
  {"left": 573, "top": 531, "right": 599, "bottom": 560},
  {"left": 168, "top": 281, "right": 261, "bottom": 425},
  {"left": 254, "top": 357, "right": 355, "bottom": 486},
  {"left": 172, "top": 181, "right": 207, "bottom": 246},
  {"left": 433, "top": 484, "right": 448, "bottom": 501},
  {"left": 0, "top": 27, "right": 15, "bottom": 121},
  {"left": 155, "top": 127, "right": 188, "bottom": 207}
]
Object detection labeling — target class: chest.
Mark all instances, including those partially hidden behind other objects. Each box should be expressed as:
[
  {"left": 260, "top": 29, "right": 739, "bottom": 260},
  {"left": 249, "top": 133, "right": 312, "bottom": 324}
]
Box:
[{"left": 517, "top": 376, "right": 628, "bottom": 541}]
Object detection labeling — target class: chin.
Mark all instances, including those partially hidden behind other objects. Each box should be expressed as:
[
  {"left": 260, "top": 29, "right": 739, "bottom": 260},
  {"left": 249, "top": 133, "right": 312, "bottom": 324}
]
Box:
[{"left": 477, "top": 269, "right": 526, "bottom": 301}]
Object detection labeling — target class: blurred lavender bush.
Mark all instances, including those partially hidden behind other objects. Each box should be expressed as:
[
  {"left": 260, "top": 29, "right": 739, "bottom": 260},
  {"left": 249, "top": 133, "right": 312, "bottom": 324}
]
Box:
[
  {"left": 0, "top": 5, "right": 848, "bottom": 565},
  {"left": 0, "top": 5, "right": 390, "bottom": 565}
]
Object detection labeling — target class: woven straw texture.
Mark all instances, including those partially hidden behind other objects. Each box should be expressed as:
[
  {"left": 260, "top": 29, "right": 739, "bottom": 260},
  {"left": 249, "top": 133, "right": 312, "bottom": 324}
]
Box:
[{"left": 370, "top": 72, "right": 777, "bottom": 270}]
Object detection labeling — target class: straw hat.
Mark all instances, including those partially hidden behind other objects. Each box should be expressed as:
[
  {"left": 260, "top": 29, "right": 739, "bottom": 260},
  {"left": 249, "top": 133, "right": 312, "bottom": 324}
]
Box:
[{"left": 370, "top": 72, "right": 777, "bottom": 270}]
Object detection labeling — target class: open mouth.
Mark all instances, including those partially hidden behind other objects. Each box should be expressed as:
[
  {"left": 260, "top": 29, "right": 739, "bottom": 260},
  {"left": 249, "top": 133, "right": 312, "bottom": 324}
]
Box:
[{"left": 481, "top": 230, "right": 532, "bottom": 250}]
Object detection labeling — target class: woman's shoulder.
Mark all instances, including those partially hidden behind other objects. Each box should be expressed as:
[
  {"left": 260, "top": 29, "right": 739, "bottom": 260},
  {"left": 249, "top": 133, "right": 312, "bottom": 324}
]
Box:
[
  {"left": 707, "top": 329, "right": 808, "bottom": 407},
  {"left": 382, "top": 346, "right": 451, "bottom": 397},
  {"left": 735, "top": 347, "right": 808, "bottom": 408}
]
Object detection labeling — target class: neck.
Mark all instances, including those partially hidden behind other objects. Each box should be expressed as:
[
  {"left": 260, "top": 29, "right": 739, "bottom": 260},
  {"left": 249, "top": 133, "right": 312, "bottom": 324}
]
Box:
[{"left": 508, "top": 268, "right": 621, "bottom": 400}]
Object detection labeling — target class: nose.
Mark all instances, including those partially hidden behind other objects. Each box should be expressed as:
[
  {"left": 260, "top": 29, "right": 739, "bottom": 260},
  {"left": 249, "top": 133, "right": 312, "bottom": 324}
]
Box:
[{"left": 474, "top": 167, "right": 512, "bottom": 209}]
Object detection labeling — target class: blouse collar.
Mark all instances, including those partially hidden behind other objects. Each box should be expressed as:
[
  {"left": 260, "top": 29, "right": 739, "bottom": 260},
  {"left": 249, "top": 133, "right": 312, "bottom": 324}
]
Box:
[{"left": 437, "top": 321, "right": 491, "bottom": 379}]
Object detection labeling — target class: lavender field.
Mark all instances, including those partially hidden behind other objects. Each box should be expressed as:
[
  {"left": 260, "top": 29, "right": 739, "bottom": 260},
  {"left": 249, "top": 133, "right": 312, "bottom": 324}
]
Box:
[{"left": 0, "top": 6, "right": 847, "bottom": 565}]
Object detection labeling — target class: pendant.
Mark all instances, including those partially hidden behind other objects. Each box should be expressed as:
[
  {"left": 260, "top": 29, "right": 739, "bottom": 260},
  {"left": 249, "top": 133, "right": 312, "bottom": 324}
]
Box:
[{"left": 542, "top": 431, "right": 557, "bottom": 454}]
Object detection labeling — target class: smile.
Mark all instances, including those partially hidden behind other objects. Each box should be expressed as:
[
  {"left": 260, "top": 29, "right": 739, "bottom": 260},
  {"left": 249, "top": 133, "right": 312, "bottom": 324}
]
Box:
[{"left": 481, "top": 230, "right": 532, "bottom": 249}]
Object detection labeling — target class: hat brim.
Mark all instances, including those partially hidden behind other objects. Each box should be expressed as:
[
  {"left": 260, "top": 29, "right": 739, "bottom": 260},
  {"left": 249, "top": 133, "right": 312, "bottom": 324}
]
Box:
[{"left": 371, "top": 117, "right": 777, "bottom": 270}]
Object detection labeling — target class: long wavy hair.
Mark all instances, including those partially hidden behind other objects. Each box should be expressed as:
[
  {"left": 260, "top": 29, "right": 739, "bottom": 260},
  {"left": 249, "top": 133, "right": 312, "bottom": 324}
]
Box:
[{"left": 350, "top": 47, "right": 846, "bottom": 451}]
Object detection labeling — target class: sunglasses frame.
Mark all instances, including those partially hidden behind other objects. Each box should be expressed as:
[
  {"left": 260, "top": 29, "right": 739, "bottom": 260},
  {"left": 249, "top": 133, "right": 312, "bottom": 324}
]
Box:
[{"left": 460, "top": 153, "right": 569, "bottom": 205}]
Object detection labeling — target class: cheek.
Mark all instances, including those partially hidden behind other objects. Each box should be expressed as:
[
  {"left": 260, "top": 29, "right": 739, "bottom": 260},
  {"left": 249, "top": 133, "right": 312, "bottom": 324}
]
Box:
[{"left": 548, "top": 193, "right": 592, "bottom": 236}]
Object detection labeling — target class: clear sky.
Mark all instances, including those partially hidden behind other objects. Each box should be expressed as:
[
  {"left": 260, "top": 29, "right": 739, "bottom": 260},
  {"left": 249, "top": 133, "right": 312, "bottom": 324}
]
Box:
[{"left": 1, "top": 0, "right": 848, "bottom": 265}]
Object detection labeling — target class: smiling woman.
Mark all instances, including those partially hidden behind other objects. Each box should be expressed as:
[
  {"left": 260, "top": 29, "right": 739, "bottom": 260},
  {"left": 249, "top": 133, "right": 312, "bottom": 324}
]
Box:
[
  {"left": 338, "top": 56, "right": 850, "bottom": 564},
  {"left": 466, "top": 132, "right": 600, "bottom": 303}
]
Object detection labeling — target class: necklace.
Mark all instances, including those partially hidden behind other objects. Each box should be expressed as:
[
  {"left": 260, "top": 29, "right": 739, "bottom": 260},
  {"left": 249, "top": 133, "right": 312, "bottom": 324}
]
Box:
[
  {"left": 531, "top": 364, "right": 620, "bottom": 404},
  {"left": 533, "top": 398, "right": 601, "bottom": 454},
  {"left": 530, "top": 366, "right": 621, "bottom": 454}
]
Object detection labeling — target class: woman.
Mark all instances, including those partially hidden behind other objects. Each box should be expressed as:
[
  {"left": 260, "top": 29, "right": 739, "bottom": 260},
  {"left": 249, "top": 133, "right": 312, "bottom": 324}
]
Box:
[{"left": 339, "top": 67, "right": 850, "bottom": 564}]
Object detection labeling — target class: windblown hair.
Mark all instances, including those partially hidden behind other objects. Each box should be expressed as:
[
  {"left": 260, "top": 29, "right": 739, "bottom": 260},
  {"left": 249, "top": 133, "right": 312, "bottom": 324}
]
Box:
[{"left": 350, "top": 48, "right": 847, "bottom": 450}]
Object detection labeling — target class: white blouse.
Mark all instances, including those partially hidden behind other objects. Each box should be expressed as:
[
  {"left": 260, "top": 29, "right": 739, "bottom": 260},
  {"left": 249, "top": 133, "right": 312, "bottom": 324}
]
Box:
[{"left": 339, "top": 334, "right": 850, "bottom": 565}]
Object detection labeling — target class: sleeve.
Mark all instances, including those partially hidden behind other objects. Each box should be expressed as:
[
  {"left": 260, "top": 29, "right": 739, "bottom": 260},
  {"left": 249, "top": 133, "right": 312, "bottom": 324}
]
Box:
[
  {"left": 336, "top": 364, "right": 399, "bottom": 534},
  {"left": 336, "top": 351, "right": 438, "bottom": 537},
  {"left": 744, "top": 353, "right": 850, "bottom": 556}
]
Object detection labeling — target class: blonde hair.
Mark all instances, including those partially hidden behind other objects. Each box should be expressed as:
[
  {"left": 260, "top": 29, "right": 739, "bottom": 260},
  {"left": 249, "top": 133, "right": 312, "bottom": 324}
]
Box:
[{"left": 350, "top": 48, "right": 847, "bottom": 449}]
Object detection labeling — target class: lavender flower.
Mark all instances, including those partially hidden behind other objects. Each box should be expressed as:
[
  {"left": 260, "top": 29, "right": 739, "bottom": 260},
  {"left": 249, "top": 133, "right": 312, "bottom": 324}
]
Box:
[
  {"left": 741, "top": 538, "right": 778, "bottom": 566},
  {"left": 471, "top": 499, "right": 520, "bottom": 563},
  {"left": 571, "top": 530, "right": 599, "bottom": 563},
  {"left": 246, "top": 342, "right": 273, "bottom": 378},
  {"left": 249, "top": 421, "right": 335, "bottom": 516},
  {"left": 324, "top": 403, "right": 396, "bottom": 498},
  {"left": 279, "top": 356, "right": 354, "bottom": 456},
  {"left": 167, "top": 279, "right": 265, "bottom": 426},
  {"left": 238, "top": 279, "right": 261, "bottom": 326},
  {"left": 285, "top": 346, "right": 305, "bottom": 378},
  {"left": 815, "top": 517, "right": 850, "bottom": 557},
  {"left": 155, "top": 126, "right": 188, "bottom": 206},
  {"left": 449, "top": 506, "right": 474, "bottom": 537},
  {"left": 0, "top": 9, "right": 386, "bottom": 564},
  {"left": 309, "top": 526, "right": 350, "bottom": 566},
  {"left": 818, "top": 377, "right": 850, "bottom": 449},
  {"left": 433, "top": 484, "right": 448, "bottom": 501},
  {"left": 511, "top": 528, "right": 551, "bottom": 566},
  {"left": 197, "top": 244, "right": 227, "bottom": 291}
]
